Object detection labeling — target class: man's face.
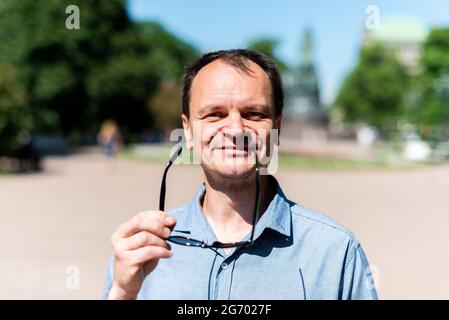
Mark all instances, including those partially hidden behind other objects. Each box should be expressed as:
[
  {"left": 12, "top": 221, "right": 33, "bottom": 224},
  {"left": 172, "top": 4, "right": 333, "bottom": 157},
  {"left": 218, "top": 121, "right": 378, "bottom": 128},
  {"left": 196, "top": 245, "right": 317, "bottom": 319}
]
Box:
[{"left": 182, "top": 59, "right": 280, "bottom": 179}]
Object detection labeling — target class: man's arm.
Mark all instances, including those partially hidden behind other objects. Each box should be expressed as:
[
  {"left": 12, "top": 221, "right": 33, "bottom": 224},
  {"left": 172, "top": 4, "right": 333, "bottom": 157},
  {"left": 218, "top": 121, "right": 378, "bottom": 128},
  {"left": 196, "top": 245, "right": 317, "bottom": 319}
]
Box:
[{"left": 341, "top": 243, "right": 378, "bottom": 300}]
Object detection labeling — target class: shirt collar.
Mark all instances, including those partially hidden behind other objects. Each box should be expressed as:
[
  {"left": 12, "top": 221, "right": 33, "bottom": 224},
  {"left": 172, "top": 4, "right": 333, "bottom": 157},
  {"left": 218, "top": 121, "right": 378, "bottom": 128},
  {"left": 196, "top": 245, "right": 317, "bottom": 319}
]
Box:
[
  {"left": 260, "top": 175, "right": 292, "bottom": 239},
  {"left": 172, "top": 175, "right": 292, "bottom": 242}
]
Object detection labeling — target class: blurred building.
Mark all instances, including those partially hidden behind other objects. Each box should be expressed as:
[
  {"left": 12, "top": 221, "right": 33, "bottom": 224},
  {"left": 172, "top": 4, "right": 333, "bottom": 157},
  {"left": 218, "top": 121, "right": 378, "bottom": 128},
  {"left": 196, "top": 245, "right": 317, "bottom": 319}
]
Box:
[
  {"left": 282, "top": 29, "right": 329, "bottom": 140},
  {"left": 363, "top": 16, "right": 429, "bottom": 75}
]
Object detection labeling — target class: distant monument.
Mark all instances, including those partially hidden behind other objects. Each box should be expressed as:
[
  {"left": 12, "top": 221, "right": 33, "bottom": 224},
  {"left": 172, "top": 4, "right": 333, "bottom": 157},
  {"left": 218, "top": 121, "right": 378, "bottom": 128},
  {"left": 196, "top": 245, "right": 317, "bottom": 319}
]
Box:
[{"left": 282, "top": 29, "right": 329, "bottom": 140}]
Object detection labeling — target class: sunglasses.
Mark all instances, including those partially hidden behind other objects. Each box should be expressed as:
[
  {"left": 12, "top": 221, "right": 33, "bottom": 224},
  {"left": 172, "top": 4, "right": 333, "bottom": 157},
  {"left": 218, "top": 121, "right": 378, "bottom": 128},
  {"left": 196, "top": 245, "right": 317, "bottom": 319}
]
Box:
[{"left": 159, "top": 145, "right": 260, "bottom": 249}]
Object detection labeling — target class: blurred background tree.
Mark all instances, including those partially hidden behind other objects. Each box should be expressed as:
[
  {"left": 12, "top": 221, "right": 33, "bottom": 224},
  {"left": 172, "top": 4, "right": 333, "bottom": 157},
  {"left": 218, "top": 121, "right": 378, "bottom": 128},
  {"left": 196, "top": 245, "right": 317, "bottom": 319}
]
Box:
[
  {"left": 0, "top": 64, "right": 31, "bottom": 156},
  {"left": 333, "top": 43, "right": 409, "bottom": 137},
  {"left": 139, "top": 21, "right": 199, "bottom": 139},
  {"left": 137, "top": 21, "right": 199, "bottom": 81},
  {"left": 412, "top": 27, "right": 449, "bottom": 138},
  {"left": 0, "top": 0, "right": 199, "bottom": 154},
  {"left": 248, "top": 37, "right": 289, "bottom": 72},
  {"left": 147, "top": 82, "right": 182, "bottom": 138}
]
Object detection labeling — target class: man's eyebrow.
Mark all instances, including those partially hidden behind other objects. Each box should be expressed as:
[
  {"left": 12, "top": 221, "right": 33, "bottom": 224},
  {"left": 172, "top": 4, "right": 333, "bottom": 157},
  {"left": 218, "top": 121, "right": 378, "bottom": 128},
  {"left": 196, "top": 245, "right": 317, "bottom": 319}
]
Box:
[
  {"left": 196, "top": 103, "right": 272, "bottom": 117},
  {"left": 196, "top": 105, "right": 224, "bottom": 116},
  {"left": 242, "top": 104, "right": 272, "bottom": 114}
]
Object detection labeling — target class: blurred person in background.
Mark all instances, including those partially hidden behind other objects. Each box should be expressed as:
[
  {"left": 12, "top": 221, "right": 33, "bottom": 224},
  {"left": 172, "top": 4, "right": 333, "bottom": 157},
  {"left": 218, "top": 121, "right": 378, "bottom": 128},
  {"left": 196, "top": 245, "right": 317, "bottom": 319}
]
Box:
[
  {"left": 97, "top": 119, "right": 124, "bottom": 175},
  {"left": 16, "top": 132, "right": 42, "bottom": 172}
]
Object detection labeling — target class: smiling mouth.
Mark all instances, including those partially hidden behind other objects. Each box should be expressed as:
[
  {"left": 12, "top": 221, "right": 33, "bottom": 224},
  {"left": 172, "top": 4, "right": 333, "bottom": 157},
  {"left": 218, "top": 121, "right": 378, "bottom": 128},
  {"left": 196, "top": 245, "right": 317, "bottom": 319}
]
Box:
[
  {"left": 217, "top": 146, "right": 249, "bottom": 152},
  {"left": 212, "top": 146, "right": 250, "bottom": 159},
  {"left": 220, "top": 146, "right": 247, "bottom": 150}
]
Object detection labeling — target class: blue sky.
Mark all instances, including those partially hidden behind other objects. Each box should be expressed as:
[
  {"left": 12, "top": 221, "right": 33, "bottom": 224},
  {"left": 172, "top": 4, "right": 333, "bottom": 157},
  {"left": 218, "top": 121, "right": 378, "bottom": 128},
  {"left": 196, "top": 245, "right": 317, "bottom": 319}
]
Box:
[{"left": 128, "top": 0, "right": 449, "bottom": 105}]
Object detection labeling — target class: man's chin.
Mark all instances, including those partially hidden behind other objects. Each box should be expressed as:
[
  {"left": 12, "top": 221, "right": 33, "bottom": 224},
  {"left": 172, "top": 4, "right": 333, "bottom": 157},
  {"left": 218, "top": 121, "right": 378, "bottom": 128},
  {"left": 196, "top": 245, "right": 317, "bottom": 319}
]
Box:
[
  {"left": 212, "top": 163, "right": 255, "bottom": 180},
  {"left": 201, "top": 153, "right": 257, "bottom": 179}
]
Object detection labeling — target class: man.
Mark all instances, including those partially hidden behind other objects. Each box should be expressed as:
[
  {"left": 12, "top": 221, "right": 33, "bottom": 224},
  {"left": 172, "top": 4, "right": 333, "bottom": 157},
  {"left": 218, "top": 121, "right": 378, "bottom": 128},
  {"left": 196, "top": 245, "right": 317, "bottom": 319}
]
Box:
[{"left": 103, "top": 49, "right": 378, "bottom": 300}]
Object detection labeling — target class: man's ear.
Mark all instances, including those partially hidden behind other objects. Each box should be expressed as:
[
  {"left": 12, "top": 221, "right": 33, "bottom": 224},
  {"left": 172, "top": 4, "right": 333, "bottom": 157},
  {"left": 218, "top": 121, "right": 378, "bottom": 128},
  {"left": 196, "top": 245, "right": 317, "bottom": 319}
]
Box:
[{"left": 182, "top": 114, "right": 193, "bottom": 150}]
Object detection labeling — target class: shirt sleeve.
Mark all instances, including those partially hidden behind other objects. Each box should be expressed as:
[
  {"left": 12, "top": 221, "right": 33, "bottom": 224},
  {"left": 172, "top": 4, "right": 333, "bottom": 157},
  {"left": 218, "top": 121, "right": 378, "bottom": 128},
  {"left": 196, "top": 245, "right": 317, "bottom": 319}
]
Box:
[
  {"left": 341, "top": 243, "right": 378, "bottom": 300},
  {"left": 101, "top": 255, "right": 114, "bottom": 299}
]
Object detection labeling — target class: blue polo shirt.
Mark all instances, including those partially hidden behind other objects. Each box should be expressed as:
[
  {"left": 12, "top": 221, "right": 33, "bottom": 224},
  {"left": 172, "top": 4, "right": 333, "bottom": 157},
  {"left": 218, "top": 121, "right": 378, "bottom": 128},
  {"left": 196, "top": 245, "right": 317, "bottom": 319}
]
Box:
[{"left": 102, "top": 175, "right": 378, "bottom": 300}]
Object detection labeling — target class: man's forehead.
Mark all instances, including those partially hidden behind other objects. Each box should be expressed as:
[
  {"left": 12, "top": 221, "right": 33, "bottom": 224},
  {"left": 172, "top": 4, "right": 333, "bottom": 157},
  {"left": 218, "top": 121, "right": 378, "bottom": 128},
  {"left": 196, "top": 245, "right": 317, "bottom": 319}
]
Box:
[
  {"left": 194, "top": 59, "right": 269, "bottom": 84},
  {"left": 190, "top": 59, "right": 272, "bottom": 107}
]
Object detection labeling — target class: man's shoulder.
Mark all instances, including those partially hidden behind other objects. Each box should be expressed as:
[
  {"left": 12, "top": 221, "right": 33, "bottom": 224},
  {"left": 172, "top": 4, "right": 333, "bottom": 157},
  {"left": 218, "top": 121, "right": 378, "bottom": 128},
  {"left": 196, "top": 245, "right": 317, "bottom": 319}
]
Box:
[
  {"left": 290, "top": 202, "right": 360, "bottom": 248},
  {"left": 288, "top": 202, "right": 377, "bottom": 300}
]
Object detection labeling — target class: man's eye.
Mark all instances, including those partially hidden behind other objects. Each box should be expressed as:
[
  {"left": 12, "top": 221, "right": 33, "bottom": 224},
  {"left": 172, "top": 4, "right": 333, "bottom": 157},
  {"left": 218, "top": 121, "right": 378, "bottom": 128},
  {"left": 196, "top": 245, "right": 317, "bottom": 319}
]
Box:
[
  {"left": 206, "top": 112, "right": 225, "bottom": 118},
  {"left": 245, "top": 112, "right": 265, "bottom": 119}
]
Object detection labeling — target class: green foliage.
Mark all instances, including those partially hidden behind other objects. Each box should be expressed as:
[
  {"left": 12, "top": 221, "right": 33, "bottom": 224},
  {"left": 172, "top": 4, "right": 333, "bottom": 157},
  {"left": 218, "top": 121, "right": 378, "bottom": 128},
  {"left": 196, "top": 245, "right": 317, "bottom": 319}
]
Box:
[
  {"left": 138, "top": 21, "right": 200, "bottom": 81},
  {"left": 0, "top": 64, "right": 32, "bottom": 155},
  {"left": 421, "top": 28, "right": 449, "bottom": 74},
  {"left": 147, "top": 82, "right": 182, "bottom": 133},
  {"left": 248, "top": 37, "right": 288, "bottom": 72},
  {"left": 414, "top": 27, "right": 449, "bottom": 130},
  {"left": 138, "top": 22, "right": 199, "bottom": 134},
  {"left": 0, "top": 0, "right": 199, "bottom": 154},
  {"left": 86, "top": 54, "right": 160, "bottom": 135},
  {"left": 334, "top": 43, "right": 409, "bottom": 135}
]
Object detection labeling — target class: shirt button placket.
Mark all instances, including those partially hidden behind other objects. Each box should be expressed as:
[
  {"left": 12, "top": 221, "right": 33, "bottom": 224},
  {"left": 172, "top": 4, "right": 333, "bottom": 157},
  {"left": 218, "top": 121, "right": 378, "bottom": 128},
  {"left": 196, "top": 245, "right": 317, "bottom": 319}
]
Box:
[
  {"left": 211, "top": 255, "right": 223, "bottom": 300},
  {"left": 215, "top": 259, "right": 234, "bottom": 300}
]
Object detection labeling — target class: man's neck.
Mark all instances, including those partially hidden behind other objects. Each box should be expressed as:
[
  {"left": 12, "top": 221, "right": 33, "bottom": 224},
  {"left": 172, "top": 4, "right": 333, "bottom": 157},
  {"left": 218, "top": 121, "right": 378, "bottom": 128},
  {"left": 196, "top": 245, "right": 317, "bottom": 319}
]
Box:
[{"left": 201, "top": 172, "right": 275, "bottom": 244}]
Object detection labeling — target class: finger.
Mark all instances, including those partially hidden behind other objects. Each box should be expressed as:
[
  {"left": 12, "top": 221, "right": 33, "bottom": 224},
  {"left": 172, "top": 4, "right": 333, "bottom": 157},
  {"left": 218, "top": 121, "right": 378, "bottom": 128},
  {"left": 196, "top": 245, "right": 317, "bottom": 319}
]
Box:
[
  {"left": 125, "top": 245, "right": 173, "bottom": 265},
  {"left": 122, "top": 231, "right": 171, "bottom": 251},
  {"left": 117, "top": 211, "right": 176, "bottom": 238},
  {"left": 164, "top": 214, "right": 177, "bottom": 228}
]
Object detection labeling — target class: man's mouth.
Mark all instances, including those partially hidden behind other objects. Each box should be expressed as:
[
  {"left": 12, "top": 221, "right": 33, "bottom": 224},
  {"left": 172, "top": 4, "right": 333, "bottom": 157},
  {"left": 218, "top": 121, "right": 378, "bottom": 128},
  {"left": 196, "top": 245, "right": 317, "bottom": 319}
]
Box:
[
  {"left": 213, "top": 145, "right": 249, "bottom": 156},
  {"left": 220, "top": 146, "right": 248, "bottom": 150}
]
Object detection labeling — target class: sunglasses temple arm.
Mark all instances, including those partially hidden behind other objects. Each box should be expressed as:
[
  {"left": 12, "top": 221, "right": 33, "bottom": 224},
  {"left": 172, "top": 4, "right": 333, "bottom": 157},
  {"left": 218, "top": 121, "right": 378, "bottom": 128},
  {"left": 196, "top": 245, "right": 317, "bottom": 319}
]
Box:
[
  {"left": 159, "top": 146, "right": 183, "bottom": 212},
  {"left": 159, "top": 164, "right": 169, "bottom": 211},
  {"left": 249, "top": 165, "right": 260, "bottom": 242}
]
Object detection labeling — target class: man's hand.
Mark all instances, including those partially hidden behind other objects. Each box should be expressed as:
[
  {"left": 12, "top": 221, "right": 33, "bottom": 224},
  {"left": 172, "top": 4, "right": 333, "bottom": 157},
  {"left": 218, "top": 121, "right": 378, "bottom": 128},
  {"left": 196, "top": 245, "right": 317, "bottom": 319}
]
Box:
[{"left": 107, "top": 210, "right": 176, "bottom": 299}]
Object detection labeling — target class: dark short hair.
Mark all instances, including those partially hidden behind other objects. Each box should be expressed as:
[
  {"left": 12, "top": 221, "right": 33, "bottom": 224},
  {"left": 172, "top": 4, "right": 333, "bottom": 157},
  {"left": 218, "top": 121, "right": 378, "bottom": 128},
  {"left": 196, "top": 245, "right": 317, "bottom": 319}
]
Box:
[{"left": 181, "top": 49, "right": 283, "bottom": 118}]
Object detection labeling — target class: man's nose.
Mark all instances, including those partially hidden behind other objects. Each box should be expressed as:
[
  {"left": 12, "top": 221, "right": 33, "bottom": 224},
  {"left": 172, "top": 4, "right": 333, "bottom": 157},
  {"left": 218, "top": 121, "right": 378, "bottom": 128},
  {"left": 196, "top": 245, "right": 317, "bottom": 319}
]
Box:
[
  {"left": 222, "top": 112, "right": 254, "bottom": 148},
  {"left": 223, "top": 111, "right": 244, "bottom": 136}
]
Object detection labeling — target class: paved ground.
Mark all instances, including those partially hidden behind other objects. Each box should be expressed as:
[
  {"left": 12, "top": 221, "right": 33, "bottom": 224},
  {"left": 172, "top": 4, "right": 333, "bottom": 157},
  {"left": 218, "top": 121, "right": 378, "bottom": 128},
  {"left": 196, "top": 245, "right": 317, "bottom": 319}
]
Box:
[{"left": 1, "top": 151, "right": 448, "bottom": 299}]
